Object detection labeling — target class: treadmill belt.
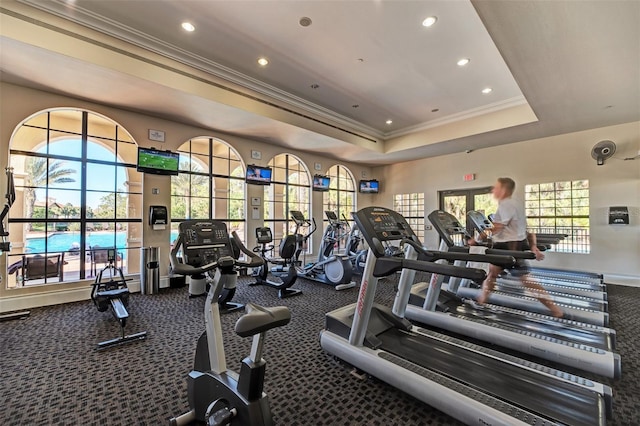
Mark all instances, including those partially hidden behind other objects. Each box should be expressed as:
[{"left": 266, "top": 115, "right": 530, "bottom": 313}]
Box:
[
  {"left": 454, "top": 305, "right": 610, "bottom": 350},
  {"left": 378, "top": 328, "right": 602, "bottom": 426}
]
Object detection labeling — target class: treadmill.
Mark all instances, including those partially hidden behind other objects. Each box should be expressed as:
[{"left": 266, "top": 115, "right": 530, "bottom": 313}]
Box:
[
  {"left": 429, "top": 210, "right": 609, "bottom": 326},
  {"left": 468, "top": 211, "right": 606, "bottom": 292},
  {"left": 395, "top": 238, "right": 620, "bottom": 378},
  {"left": 321, "top": 206, "right": 613, "bottom": 426}
]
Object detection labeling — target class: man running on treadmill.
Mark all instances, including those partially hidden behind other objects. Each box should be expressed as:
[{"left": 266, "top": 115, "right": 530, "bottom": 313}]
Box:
[{"left": 469, "top": 177, "right": 564, "bottom": 318}]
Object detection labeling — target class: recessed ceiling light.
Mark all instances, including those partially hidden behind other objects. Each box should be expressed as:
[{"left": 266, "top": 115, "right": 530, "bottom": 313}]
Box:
[
  {"left": 181, "top": 22, "right": 195, "bottom": 32},
  {"left": 457, "top": 58, "right": 470, "bottom": 67},
  {"left": 257, "top": 57, "right": 269, "bottom": 67},
  {"left": 482, "top": 87, "right": 493, "bottom": 94},
  {"left": 386, "top": 119, "right": 393, "bottom": 125},
  {"left": 422, "top": 16, "right": 437, "bottom": 27}
]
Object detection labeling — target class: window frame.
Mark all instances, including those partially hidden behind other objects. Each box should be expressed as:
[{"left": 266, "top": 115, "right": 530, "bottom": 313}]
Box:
[
  {"left": 394, "top": 192, "right": 426, "bottom": 242},
  {"left": 263, "top": 153, "right": 311, "bottom": 249},
  {"left": 524, "top": 180, "right": 590, "bottom": 254},
  {"left": 170, "top": 137, "right": 246, "bottom": 243},
  {"left": 8, "top": 109, "right": 142, "bottom": 285}
]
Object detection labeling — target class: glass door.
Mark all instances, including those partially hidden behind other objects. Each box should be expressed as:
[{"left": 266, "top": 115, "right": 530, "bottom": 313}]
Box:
[{"left": 438, "top": 187, "right": 496, "bottom": 234}]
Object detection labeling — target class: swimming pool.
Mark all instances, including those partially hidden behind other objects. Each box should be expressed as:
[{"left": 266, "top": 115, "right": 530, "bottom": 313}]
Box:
[{"left": 25, "top": 232, "right": 129, "bottom": 256}]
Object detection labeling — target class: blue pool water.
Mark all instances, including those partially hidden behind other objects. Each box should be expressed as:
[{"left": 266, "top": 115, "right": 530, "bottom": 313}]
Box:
[{"left": 25, "top": 232, "right": 129, "bottom": 256}]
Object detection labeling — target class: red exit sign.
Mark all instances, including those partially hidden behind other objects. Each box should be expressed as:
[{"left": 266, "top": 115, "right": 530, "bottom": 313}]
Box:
[{"left": 463, "top": 173, "right": 475, "bottom": 182}]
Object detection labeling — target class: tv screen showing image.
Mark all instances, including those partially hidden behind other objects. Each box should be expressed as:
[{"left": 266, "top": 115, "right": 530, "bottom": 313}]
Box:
[
  {"left": 246, "top": 165, "right": 272, "bottom": 185},
  {"left": 137, "top": 147, "right": 180, "bottom": 176},
  {"left": 312, "top": 175, "right": 330, "bottom": 192},
  {"left": 359, "top": 179, "right": 379, "bottom": 193}
]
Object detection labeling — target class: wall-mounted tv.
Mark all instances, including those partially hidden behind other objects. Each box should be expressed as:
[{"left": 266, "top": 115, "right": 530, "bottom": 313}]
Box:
[
  {"left": 246, "top": 165, "right": 272, "bottom": 185},
  {"left": 312, "top": 175, "right": 330, "bottom": 192},
  {"left": 359, "top": 179, "right": 379, "bottom": 193},
  {"left": 137, "top": 147, "right": 180, "bottom": 176}
]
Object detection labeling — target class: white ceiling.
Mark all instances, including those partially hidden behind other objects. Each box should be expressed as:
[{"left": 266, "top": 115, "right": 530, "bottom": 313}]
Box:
[{"left": 1, "top": 0, "right": 639, "bottom": 165}]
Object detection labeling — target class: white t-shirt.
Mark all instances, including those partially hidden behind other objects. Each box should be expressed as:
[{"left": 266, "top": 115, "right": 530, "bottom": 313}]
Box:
[{"left": 492, "top": 197, "right": 527, "bottom": 242}]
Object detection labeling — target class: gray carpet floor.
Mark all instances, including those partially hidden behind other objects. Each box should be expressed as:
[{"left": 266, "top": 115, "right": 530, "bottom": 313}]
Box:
[{"left": 1, "top": 276, "right": 637, "bottom": 425}]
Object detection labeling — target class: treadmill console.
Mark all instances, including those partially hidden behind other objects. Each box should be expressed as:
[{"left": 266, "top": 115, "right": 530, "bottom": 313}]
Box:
[
  {"left": 427, "top": 210, "right": 468, "bottom": 248},
  {"left": 352, "top": 207, "right": 418, "bottom": 258},
  {"left": 467, "top": 210, "right": 492, "bottom": 233},
  {"left": 178, "top": 220, "right": 233, "bottom": 267}
]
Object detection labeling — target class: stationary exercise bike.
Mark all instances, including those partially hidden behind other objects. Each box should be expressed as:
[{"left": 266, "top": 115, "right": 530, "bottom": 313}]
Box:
[
  {"left": 91, "top": 248, "right": 147, "bottom": 350},
  {"left": 290, "top": 210, "right": 355, "bottom": 291},
  {"left": 170, "top": 220, "right": 291, "bottom": 426},
  {"left": 251, "top": 227, "right": 302, "bottom": 298},
  {"left": 180, "top": 233, "right": 244, "bottom": 314}
]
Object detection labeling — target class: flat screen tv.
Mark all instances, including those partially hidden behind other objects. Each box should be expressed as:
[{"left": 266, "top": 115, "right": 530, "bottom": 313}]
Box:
[
  {"left": 246, "top": 165, "right": 272, "bottom": 185},
  {"left": 359, "top": 179, "right": 379, "bottom": 194},
  {"left": 137, "top": 147, "right": 180, "bottom": 176},
  {"left": 312, "top": 175, "right": 330, "bottom": 192}
]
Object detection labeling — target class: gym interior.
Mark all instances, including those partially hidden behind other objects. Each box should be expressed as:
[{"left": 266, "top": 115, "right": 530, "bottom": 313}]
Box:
[{"left": 1, "top": 1, "right": 639, "bottom": 425}]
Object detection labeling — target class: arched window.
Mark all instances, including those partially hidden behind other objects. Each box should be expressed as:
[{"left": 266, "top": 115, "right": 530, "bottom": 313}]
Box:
[
  {"left": 323, "top": 164, "right": 357, "bottom": 221},
  {"left": 263, "top": 154, "right": 311, "bottom": 248},
  {"left": 322, "top": 165, "right": 357, "bottom": 250},
  {"left": 170, "top": 137, "right": 246, "bottom": 243},
  {"left": 7, "top": 109, "right": 142, "bottom": 287}
]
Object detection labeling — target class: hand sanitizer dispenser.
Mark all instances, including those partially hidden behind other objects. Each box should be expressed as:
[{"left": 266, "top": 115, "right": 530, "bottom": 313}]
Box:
[{"left": 149, "top": 205, "right": 168, "bottom": 230}]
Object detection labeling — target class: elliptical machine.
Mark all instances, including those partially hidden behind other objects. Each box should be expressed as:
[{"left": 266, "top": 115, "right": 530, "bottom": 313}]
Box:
[
  {"left": 170, "top": 220, "right": 291, "bottom": 426},
  {"left": 290, "top": 210, "right": 355, "bottom": 291},
  {"left": 91, "top": 248, "right": 147, "bottom": 350},
  {"left": 251, "top": 227, "right": 302, "bottom": 298},
  {"left": 342, "top": 218, "right": 368, "bottom": 275}
]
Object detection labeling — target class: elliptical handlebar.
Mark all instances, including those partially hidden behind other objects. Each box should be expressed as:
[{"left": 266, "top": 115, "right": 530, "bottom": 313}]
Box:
[{"left": 290, "top": 211, "right": 316, "bottom": 241}]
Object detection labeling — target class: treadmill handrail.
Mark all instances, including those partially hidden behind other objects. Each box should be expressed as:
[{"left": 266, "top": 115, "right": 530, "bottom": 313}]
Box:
[
  {"left": 402, "top": 238, "right": 516, "bottom": 267},
  {"left": 449, "top": 245, "right": 535, "bottom": 260},
  {"left": 373, "top": 256, "right": 487, "bottom": 282},
  {"left": 485, "top": 248, "right": 536, "bottom": 260}
]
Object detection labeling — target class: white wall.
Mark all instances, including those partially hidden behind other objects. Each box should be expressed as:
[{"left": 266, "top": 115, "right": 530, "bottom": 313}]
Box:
[
  {"left": 372, "top": 121, "right": 640, "bottom": 282},
  {"left": 0, "top": 82, "right": 372, "bottom": 311}
]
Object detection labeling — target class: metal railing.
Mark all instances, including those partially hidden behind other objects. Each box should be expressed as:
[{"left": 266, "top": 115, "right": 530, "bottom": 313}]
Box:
[{"left": 529, "top": 226, "right": 590, "bottom": 254}]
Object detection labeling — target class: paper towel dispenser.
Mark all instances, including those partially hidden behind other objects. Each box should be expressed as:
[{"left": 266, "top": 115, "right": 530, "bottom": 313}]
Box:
[{"left": 149, "top": 205, "right": 168, "bottom": 230}]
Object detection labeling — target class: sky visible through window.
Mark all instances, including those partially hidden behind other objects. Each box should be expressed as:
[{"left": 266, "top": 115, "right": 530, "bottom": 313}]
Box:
[{"left": 35, "top": 139, "right": 127, "bottom": 207}]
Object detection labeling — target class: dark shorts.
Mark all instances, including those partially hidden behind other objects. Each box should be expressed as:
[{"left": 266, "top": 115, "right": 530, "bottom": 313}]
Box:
[{"left": 492, "top": 240, "right": 530, "bottom": 277}]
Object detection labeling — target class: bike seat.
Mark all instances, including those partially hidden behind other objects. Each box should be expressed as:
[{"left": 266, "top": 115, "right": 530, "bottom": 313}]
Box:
[
  {"left": 97, "top": 288, "right": 129, "bottom": 299},
  {"left": 234, "top": 303, "right": 291, "bottom": 337}
]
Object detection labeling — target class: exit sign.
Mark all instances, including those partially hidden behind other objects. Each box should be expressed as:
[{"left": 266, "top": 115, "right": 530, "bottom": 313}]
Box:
[{"left": 463, "top": 173, "right": 475, "bottom": 182}]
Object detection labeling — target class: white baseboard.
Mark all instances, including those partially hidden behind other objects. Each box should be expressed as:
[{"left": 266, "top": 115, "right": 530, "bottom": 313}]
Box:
[
  {"left": 604, "top": 274, "right": 640, "bottom": 287},
  {"left": 0, "top": 276, "right": 171, "bottom": 313}
]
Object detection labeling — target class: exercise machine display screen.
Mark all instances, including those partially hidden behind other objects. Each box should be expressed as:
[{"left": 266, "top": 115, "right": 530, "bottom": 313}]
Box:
[
  {"left": 427, "top": 210, "right": 468, "bottom": 248},
  {"left": 178, "top": 220, "right": 233, "bottom": 266},
  {"left": 290, "top": 210, "right": 306, "bottom": 223},
  {"left": 467, "top": 210, "right": 492, "bottom": 232},
  {"left": 325, "top": 211, "right": 338, "bottom": 222},
  {"left": 352, "top": 207, "right": 418, "bottom": 258}
]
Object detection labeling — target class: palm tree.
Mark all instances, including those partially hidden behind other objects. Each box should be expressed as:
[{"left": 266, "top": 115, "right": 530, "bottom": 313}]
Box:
[
  {"left": 171, "top": 161, "right": 208, "bottom": 219},
  {"left": 24, "top": 157, "right": 76, "bottom": 229}
]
